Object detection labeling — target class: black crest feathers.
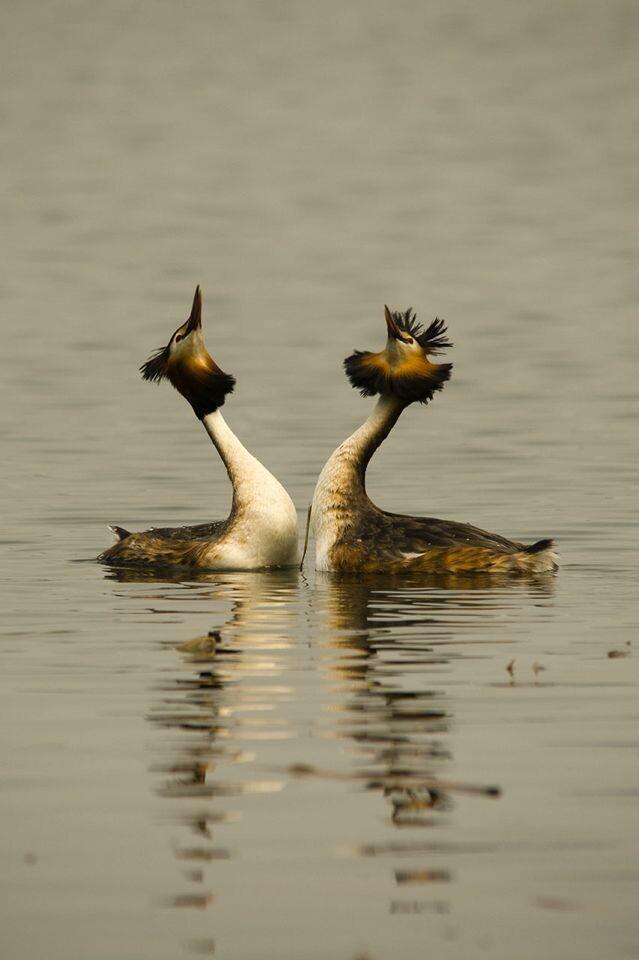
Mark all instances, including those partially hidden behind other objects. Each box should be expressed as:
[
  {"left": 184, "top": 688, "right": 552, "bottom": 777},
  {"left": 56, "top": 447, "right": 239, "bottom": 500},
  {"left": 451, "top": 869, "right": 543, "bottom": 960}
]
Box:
[
  {"left": 140, "top": 345, "right": 170, "bottom": 384},
  {"left": 344, "top": 308, "right": 452, "bottom": 405},
  {"left": 396, "top": 309, "right": 452, "bottom": 355}
]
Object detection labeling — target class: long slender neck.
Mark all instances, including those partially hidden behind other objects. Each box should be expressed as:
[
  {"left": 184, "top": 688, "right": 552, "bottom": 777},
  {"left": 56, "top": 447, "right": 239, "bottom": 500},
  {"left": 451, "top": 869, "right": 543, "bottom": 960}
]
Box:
[
  {"left": 201, "top": 410, "right": 273, "bottom": 514},
  {"left": 343, "top": 395, "right": 405, "bottom": 478},
  {"left": 322, "top": 395, "right": 406, "bottom": 500},
  {"left": 199, "top": 410, "right": 298, "bottom": 568},
  {"left": 310, "top": 395, "right": 406, "bottom": 561}
]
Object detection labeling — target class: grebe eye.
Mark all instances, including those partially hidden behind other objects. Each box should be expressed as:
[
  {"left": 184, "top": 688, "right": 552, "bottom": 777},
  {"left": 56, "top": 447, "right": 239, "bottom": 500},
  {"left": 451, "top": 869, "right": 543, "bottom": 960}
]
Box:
[{"left": 175, "top": 334, "right": 183, "bottom": 343}]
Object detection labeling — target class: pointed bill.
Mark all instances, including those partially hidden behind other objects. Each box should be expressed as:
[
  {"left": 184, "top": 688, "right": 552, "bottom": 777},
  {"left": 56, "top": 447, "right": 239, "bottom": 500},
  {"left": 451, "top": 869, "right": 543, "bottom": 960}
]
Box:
[
  {"left": 184, "top": 286, "right": 202, "bottom": 335},
  {"left": 384, "top": 305, "right": 401, "bottom": 340}
]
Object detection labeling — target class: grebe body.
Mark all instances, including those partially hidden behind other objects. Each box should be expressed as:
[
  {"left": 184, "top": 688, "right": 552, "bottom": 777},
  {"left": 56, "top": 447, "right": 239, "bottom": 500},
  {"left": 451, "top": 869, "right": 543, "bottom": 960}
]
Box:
[
  {"left": 99, "top": 289, "right": 298, "bottom": 571},
  {"left": 310, "top": 308, "right": 557, "bottom": 576}
]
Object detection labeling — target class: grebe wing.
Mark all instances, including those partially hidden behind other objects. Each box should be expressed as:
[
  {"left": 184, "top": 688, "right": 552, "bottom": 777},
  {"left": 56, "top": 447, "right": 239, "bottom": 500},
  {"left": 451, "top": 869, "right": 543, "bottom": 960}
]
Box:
[
  {"left": 378, "top": 511, "right": 524, "bottom": 554},
  {"left": 143, "top": 520, "right": 228, "bottom": 541}
]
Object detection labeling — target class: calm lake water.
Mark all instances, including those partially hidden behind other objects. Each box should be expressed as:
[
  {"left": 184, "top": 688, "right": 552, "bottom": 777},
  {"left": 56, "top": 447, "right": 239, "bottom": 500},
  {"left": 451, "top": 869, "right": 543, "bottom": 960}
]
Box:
[{"left": 1, "top": 1, "right": 638, "bottom": 957}]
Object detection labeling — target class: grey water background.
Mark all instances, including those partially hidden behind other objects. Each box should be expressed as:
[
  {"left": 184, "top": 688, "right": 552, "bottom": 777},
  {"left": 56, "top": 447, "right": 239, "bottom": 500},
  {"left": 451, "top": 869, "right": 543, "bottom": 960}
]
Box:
[{"left": 1, "top": 1, "right": 638, "bottom": 957}]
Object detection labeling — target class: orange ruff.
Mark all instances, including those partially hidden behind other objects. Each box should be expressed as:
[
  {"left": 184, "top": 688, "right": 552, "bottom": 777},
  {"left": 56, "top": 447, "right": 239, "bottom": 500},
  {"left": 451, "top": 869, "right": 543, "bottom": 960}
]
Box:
[{"left": 359, "top": 350, "right": 443, "bottom": 383}]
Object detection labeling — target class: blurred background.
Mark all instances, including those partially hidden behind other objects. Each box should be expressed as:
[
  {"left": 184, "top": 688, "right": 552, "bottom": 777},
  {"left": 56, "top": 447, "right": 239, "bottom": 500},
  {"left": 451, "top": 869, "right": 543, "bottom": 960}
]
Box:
[{"left": 1, "top": 2, "right": 638, "bottom": 958}]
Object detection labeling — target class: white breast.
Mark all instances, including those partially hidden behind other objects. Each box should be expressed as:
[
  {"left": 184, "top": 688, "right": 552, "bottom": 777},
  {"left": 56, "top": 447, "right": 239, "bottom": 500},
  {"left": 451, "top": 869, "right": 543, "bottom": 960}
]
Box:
[
  {"left": 310, "top": 450, "right": 353, "bottom": 572},
  {"left": 201, "top": 410, "right": 299, "bottom": 570},
  {"left": 231, "top": 470, "right": 299, "bottom": 569}
]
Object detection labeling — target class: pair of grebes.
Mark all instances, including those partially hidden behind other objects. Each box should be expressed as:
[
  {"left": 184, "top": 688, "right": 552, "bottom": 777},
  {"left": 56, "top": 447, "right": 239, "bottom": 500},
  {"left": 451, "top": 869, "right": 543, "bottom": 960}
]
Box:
[{"left": 100, "top": 288, "right": 557, "bottom": 575}]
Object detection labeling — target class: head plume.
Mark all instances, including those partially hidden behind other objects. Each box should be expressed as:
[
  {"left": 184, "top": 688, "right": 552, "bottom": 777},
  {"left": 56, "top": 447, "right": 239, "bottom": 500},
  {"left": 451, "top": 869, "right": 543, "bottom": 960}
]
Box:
[
  {"left": 140, "top": 286, "right": 235, "bottom": 419},
  {"left": 344, "top": 306, "right": 452, "bottom": 405}
]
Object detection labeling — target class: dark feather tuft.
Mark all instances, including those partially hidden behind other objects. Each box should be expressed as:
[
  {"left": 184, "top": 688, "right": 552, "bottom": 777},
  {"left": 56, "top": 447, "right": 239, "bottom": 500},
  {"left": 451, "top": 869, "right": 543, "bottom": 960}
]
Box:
[
  {"left": 344, "top": 352, "right": 452, "bottom": 405},
  {"left": 166, "top": 361, "right": 236, "bottom": 419},
  {"left": 140, "top": 345, "right": 170, "bottom": 383},
  {"left": 108, "top": 525, "right": 132, "bottom": 542},
  {"left": 390, "top": 309, "right": 452, "bottom": 354},
  {"left": 343, "top": 353, "right": 377, "bottom": 399},
  {"left": 525, "top": 538, "right": 554, "bottom": 554},
  {"left": 183, "top": 368, "right": 236, "bottom": 419}
]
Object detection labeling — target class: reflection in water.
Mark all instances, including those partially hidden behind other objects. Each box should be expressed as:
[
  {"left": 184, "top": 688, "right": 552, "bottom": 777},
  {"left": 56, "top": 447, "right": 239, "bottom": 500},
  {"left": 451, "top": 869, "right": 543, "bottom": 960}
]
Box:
[
  {"left": 104, "top": 566, "right": 556, "bottom": 952},
  {"left": 107, "top": 567, "right": 298, "bottom": 952},
  {"left": 320, "top": 577, "right": 454, "bottom": 831},
  {"left": 313, "top": 573, "right": 554, "bottom": 915}
]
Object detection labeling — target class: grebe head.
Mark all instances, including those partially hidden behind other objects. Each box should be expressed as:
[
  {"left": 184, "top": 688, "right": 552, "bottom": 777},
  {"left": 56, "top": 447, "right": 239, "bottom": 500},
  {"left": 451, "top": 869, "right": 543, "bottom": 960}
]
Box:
[
  {"left": 343, "top": 306, "right": 452, "bottom": 405},
  {"left": 140, "top": 286, "right": 235, "bottom": 418}
]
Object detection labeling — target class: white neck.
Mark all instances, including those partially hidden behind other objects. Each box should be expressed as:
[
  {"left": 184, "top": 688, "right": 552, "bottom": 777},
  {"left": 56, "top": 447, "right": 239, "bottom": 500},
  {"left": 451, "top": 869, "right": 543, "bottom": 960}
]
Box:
[
  {"left": 202, "top": 410, "right": 268, "bottom": 512},
  {"left": 201, "top": 410, "right": 298, "bottom": 568}
]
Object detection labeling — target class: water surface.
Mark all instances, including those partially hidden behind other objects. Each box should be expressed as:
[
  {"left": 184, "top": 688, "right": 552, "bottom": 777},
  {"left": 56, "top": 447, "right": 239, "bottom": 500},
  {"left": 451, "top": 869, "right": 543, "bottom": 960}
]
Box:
[{"left": 1, "top": 1, "right": 638, "bottom": 957}]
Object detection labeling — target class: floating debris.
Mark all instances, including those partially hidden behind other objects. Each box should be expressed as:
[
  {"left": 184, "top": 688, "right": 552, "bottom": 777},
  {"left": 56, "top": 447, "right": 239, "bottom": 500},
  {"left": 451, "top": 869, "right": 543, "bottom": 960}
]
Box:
[
  {"left": 607, "top": 649, "right": 630, "bottom": 659},
  {"left": 178, "top": 630, "right": 222, "bottom": 656},
  {"left": 506, "top": 659, "right": 515, "bottom": 681}
]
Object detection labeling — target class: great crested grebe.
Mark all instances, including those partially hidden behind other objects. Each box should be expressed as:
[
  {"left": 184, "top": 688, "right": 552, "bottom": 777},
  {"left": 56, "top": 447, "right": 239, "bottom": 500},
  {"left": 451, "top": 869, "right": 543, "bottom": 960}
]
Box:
[
  {"left": 99, "top": 287, "right": 298, "bottom": 570},
  {"left": 309, "top": 306, "right": 557, "bottom": 575}
]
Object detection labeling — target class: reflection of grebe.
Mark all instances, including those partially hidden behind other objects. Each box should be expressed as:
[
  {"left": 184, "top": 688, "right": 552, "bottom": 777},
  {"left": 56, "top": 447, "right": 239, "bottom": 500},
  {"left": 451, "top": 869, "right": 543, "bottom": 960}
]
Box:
[
  {"left": 311, "top": 307, "right": 557, "bottom": 575},
  {"left": 143, "top": 569, "right": 298, "bottom": 923},
  {"left": 99, "top": 288, "right": 298, "bottom": 571},
  {"left": 319, "top": 575, "right": 454, "bottom": 826}
]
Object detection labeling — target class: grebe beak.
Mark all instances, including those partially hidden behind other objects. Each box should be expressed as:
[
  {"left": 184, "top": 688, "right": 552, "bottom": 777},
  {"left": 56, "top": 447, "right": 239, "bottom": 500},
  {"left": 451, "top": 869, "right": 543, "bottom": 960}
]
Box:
[
  {"left": 184, "top": 286, "right": 202, "bottom": 335},
  {"left": 384, "top": 305, "right": 402, "bottom": 340}
]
